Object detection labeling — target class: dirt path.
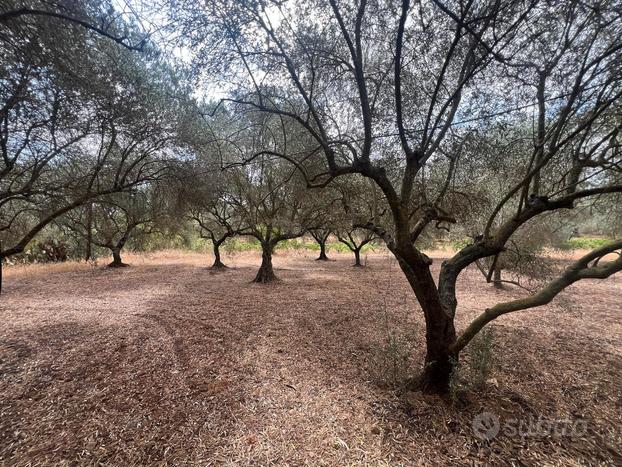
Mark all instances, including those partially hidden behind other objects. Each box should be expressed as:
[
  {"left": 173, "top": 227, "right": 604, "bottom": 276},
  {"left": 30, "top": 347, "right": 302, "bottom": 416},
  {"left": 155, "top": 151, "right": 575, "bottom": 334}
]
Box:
[{"left": 1, "top": 251, "right": 620, "bottom": 465}]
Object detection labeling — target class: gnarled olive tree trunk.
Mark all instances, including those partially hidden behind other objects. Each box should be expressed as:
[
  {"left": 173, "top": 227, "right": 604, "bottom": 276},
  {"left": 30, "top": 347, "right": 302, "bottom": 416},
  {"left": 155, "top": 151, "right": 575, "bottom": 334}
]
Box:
[
  {"left": 337, "top": 231, "right": 373, "bottom": 268},
  {"left": 254, "top": 241, "right": 277, "bottom": 283},
  {"left": 109, "top": 246, "right": 128, "bottom": 267},
  {"left": 211, "top": 237, "right": 228, "bottom": 269},
  {"left": 310, "top": 229, "right": 331, "bottom": 261},
  {"left": 106, "top": 228, "right": 133, "bottom": 268},
  {"left": 352, "top": 248, "right": 362, "bottom": 267},
  {"left": 393, "top": 238, "right": 457, "bottom": 393},
  {"left": 317, "top": 242, "right": 329, "bottom": 261}
]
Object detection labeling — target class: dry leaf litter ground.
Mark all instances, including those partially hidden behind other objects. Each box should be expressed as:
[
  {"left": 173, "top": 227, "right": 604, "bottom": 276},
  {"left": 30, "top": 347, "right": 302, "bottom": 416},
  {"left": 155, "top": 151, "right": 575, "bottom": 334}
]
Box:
[{"left": 0, "top": 249, "right": 620, "bottom": 465}]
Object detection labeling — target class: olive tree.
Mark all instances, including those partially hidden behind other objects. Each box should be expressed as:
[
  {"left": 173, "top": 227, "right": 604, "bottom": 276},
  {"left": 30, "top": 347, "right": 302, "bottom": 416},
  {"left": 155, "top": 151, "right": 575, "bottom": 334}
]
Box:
[
  {"left": 184, "top": 173, "right": 249, "bottom": 269},
  {"left": 0, "top": 0, "right": 150, "bottom": 50},
  {"left": 0, "top": 1, "right": 186, "bottom": 291},
  {"left": 171, "top": 0, "right": 622, "bottom": 392},
  {"left": 334, "top": 177, "right": 386, "bottom": 266},
  {"left": 305, "top": 186, "right": 342, "bottom": 261},
  {"left": 229, "top": 158, "right": 320, "bottom": 283},
  {"left": 59, "top": 188, "right": 165, "bottom": 267}
]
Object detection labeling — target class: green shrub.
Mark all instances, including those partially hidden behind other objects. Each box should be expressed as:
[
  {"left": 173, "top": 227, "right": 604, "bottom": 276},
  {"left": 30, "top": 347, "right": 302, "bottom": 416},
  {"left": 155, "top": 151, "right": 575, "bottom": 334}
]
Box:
[
  {"left": 468, "top": 327, "right": 495, "bottom": 388},
  {"left": 223, "top": 237, "right": 262, "bottom": 253},
  {"left": 561, "top": 237, "right": 610, "bottom": 250},
  {"left": 449, "top": 326, "right": 495, "bottom": 404},
  {"left": 369, "top": 331, "right": 412, "bottom": 389},
  {"left": 274, "top": 239, "right": 318, "bottom": 251},
  {"left": 450, "top": 238, "right": 471, "bottom": 251}
]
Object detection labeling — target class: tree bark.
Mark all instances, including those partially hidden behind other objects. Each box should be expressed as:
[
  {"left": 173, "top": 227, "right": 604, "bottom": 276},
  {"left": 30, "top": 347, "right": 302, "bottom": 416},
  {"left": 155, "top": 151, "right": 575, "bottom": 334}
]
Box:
[
  {"left": 396, "top": 246, "right": 457, "bottom": 393},
  {"left": 353, "top": 248, "right": 362, "bottom": 267},
  {"left": 311, "top": 230, "right": 330, "bottom": 261},
  {"left": 316, "top": 241, "right": 329, "bottom": 261},
  {"left": 253, "top": 242, "right": 277, "bottom": 283},
  {"left": 0, "top": 255, "right": 3, "bottom": 296},
  {"left": 85, "top": 202, "right": 93, "bottom": 262},
  {"left": 108, "top": 246, "right": 128, "bottom": 267},
  {"left": 211, "top": 240, "right": 228, "bottom": 269},
  {"left": 493, "top": 265, "right": 503, "bottom": 289}
]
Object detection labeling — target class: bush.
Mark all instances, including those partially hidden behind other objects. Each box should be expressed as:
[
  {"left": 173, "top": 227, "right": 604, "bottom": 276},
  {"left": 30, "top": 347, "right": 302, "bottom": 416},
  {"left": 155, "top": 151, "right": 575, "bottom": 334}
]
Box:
[
  {"left": 9, "top": 238, "right": 69, "bottom": 264},
  {"left": 274, "top": 239, "right": 318, "bottom": 251},
  {"left": 561, "top": 237, "right": 610, "bottom": 250},
  {"left": 223, "top": 237, "right": 262, "bottom": 253},
  {"left": 450, "top": 238, "right": 471, "bottom": 251},
  {"left": 369, "top": 331, "right": 413, "bottom": 389},
  {"left": 449, "top": 326, "right": 495, "bottom": 404}
]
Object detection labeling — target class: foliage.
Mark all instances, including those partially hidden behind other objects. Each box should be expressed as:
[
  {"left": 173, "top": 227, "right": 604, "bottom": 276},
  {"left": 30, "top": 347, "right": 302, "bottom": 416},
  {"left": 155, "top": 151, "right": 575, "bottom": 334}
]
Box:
[
  {"left": 369, "top": 331, "right": 413, "bottom": 389},
  {"left": 449, "top": 327, "right": 496, "bottom": 404},
  {"left": 562, "top": 237, "right": 612, "bottom": 250}
]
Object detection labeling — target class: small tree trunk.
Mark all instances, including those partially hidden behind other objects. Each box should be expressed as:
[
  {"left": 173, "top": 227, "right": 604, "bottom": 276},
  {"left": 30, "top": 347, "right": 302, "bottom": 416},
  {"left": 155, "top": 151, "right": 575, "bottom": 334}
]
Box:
[
  {"left": 493, "top": 265, "right": 503, "bottom": 289},
  {"left": 253, "top": 242, "right": 277, "bottom": 283},
  {"left": 316, "top": 241, "right": 329, "bottom": 261},
  {"left": 85, "top": 238, "right": 92, "bottom": 263},
  {"left": 108, "top": 247, "right": 127, "bottom": 268},
  {"left": 85, "top": 202, "right": 93, "bottom": 262},
  {"left": 353, "top": 248, "right": 362, "bottom": 267},
  {"left": 211, "top": 241, "right": 227, "bottom": 269}
]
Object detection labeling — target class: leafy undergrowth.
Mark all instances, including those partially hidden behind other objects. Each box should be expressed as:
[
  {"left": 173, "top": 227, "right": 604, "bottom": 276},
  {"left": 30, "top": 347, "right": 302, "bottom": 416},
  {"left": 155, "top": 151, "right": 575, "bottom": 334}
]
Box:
[
  {"left": 562, "top": 236, "right": 613, "bottom": 250},
  {"left": 1, "top": 251, "right": 620, "bottom": 465}
]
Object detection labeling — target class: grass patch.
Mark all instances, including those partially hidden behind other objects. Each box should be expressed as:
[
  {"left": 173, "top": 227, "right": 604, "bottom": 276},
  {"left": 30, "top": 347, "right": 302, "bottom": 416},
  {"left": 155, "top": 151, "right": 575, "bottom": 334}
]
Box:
[{"left": 561, "top": 237, "right": 611, "bottom": 250}]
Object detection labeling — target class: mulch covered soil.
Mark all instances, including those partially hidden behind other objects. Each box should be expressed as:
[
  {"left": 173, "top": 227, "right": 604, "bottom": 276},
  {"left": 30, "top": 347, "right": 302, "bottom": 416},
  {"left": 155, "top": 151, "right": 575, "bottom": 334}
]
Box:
[{"left": 0, "top": 250, "right": 620, "bottom": 465}]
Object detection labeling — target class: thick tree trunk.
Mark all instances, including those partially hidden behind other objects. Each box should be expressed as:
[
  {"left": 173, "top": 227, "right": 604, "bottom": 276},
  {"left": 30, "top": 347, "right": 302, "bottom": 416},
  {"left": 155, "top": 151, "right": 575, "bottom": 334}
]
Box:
[
  {"left": 211, "top": 241, "right": 228, "bottom": 269},
  {"left": 421, "top": 336, "right": 456, "bottom": 394},
  {"left": 493, "top": 265, "right": 503, "bottom": 289},
  {"left": 316, "top": 241, "right": 329, "bottom": 261},
  {"left": 0, "top": 256, "right": 3, "bottom": 296},
  {"left": 397, "top": 248, "right": 457, "bottom": 393},
  {"left": 108, "top": 247, "right": 128, "bottom": 268},
  {"left": 253, "top": 242, "right": 277, "bottom": 283},
  {"left": 353, "top": 248, "right": 362, "bottom": 267}
]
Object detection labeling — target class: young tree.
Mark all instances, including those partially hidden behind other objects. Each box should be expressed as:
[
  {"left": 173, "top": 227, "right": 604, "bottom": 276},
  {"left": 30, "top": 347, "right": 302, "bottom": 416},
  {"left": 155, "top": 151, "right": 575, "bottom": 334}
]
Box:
[
  {"left": 336, "top": 228, "right": 375, "bottom": 267},
  {"left": 204, "top": 109, "right": 326, "bottom": 282},
  {"left": 306, "top": 186, "right": 343, "bottom": 261},
  {"left": 185, "top": 176, "right": 249, "bottom": 269},
  {"left": 336, "top": 177, "right": 386, "bottom": 266},
  {"left": 192, "top": 201, "right": 244, "bottom": 269},
  {"left": 172, "top": 108, "right": 252, "bottom": 269},
  {"left": 174, "top": 0, "right": 622, "bottom": 392}
]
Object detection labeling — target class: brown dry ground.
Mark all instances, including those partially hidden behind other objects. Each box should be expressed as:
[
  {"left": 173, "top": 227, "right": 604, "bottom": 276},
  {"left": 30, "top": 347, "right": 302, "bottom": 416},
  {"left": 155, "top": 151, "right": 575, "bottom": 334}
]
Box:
[{"left": 0, "top": 249, "right": 620, "bottom": 466}]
